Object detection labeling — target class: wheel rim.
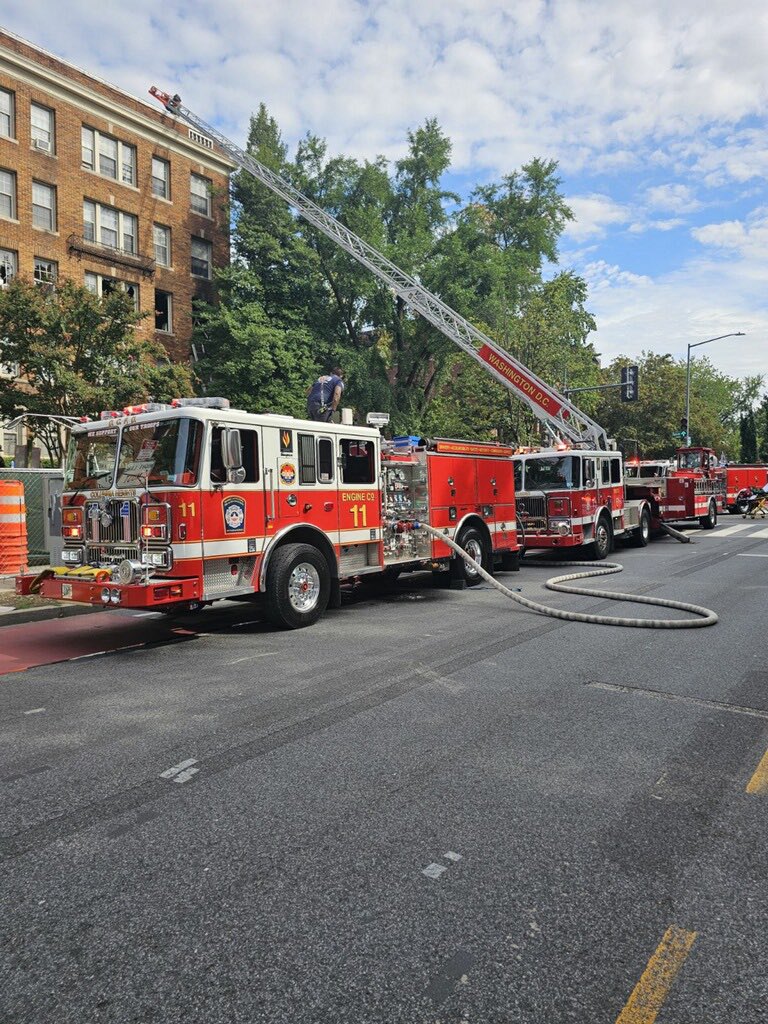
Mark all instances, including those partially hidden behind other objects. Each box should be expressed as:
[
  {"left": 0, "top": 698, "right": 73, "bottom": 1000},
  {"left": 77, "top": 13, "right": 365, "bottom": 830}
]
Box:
[
  {"left": 596, "top": 522, "right": 609, "bottom": 555},
  {"left": 641, "top": 515, "right": 649, "bottom": 541},
  {"left": 463, "top": 537, "right": 483, "bottom": 577},
  {"left": 288, "top": 562, "right": 321, "bottom": 613}
]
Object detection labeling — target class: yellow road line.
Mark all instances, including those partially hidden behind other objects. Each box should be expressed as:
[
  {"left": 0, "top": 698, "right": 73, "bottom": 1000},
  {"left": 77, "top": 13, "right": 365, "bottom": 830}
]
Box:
[
  {"left": 615, "top": 925, "right": 697, "bottom": 1024},
  {"left": 746, "top": 748, "right": 768, "bottom": 794}
]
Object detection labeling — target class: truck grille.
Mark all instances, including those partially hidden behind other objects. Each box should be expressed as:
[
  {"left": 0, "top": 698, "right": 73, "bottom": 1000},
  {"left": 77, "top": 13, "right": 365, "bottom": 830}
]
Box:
[
  {"left": 85, "top": 499, "right": 140, "bottom": 544},
  {"left": 516, "top": 495, "right": 547, "bottom": 532},
  {"left": 85, "top": 544, "right": 141, "bottom": 565}
]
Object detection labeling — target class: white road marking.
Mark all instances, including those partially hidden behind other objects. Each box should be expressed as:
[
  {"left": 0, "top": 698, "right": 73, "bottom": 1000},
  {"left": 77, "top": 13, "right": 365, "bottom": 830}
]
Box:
[
  {"left": 226, "top": 652, "right": 277, "bottom": 664},
  {"left": 444, "top": 851, "right": 463, "bottom": 862},
  {"left": 749, "top": 527, "right": 768, "bottom": 538},
  {"left": 737, "top": 553, "right": 768, "bottom": 558},
  {"left": 132, "top": 611, "right": 160, "bottom": 617},
  {"left": 711, "top": 523, "right": 760, "bottom": 536},
  {"left": 423, "top": 863, "right": 448, "bottom": 880},
  {"left": 173, "top": 767, "right": 200, "bottom": 783},
  {"left": 23, "top": 707, "right": 46, "bottom": 715},
  {"left": 160, "top": 758, "right": 198, "bottom": 780}
]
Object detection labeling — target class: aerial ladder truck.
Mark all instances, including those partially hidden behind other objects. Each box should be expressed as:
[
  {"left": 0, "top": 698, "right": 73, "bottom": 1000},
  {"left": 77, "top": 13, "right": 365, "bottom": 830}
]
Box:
[{"left": 148, "top": 88, "right": 661, "bottom": 557}]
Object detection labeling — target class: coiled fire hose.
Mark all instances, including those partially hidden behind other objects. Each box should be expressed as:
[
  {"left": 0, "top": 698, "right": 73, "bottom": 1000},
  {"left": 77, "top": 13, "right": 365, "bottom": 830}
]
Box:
[{"left": 414, "top": 522, "right": 718, "bottom": 629}]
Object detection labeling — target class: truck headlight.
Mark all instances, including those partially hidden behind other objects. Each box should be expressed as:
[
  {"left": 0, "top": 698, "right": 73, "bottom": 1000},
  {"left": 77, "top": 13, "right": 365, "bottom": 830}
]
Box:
[
  {"left": 101, "top": 587, "right": 111, "bottom": 604},
  {"left": 141, "top": 549, "right": 172, "bottom": 569},
  {"left": 62, "top": 548, "right": 84, "bottom": 565}
]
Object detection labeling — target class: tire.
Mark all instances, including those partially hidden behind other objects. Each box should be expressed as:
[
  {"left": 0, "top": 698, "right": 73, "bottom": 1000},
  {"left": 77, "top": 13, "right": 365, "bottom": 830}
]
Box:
[
  {"left": 265, "top": 543, "right": 330, "bottom": 629},
  {"left": 450, "top": 526, "right": 488, "bottom": 587},
  {"left": 699, "top": 498, "right": 717, "bottom": 530},
  {"left": 632, "top": 507, "right": 651, "bottom": 547},
  {"left": 590, "top": 512, "right": 612, "bottom": 560},
  {"left": 736, "top": 490, "right": 752, "bottom": 517}
]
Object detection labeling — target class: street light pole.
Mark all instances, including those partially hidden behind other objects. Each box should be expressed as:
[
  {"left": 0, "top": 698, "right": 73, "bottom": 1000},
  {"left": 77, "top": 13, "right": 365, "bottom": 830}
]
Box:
[{"left": 684, "top": 332, "right": 746, "bottom": 446}]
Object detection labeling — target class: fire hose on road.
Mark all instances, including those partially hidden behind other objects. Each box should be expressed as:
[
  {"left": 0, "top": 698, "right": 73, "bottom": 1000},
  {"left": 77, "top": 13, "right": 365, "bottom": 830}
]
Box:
[{"left": 414, "top": 522, "right": 718, "bottom": 629}]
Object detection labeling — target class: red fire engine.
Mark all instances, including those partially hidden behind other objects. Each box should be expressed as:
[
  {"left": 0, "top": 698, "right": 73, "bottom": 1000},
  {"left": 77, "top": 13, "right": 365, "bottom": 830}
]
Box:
[
  {"left": 18, "top": 401, "right": 519, "bottom": 628},
  {"left": 715, "top": 462, "right": 768, "bottom": 514},
  {"left": 623, "top": 447, "right": 724, "bottom": 531}
]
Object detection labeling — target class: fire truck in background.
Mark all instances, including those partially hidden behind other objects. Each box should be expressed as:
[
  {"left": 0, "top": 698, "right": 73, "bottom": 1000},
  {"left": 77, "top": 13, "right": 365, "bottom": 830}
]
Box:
[
  {"left": 623, "top": 447, "right": 724, "bottom": 531},
  {"left": 17, "top": 400, "right": 519, "bottom": 628},
  {"left": 716, "top": 462, "right": 768, "bottom": 514}
]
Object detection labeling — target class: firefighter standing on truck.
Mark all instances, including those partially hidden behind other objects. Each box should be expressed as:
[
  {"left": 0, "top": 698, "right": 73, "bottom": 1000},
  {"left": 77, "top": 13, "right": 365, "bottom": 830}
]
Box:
[{"left": 307, "top": 368, "right": 345, "bottom": 422}]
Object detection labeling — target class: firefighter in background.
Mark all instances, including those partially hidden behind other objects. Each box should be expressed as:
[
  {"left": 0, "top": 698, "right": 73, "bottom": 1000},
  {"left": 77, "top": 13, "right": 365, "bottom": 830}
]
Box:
[{"left": 307, "top": 368, "right": 345, "bottom": 422}]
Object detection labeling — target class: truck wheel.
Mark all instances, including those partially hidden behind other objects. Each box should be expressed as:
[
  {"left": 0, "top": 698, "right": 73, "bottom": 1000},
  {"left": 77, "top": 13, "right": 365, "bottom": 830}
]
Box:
[
  {"left": 736, "top": 490, "right": 751, "bottom": 516},
  {"left": 632, "top": 507, "right": 651, "bottom": 547},
  {"left": 699, "top": 498, "right": 717, "bottom": 530},
  {"left": 451, "top": 527, "right": 488, "bottom": 587},
  {"left": 590, "top": 513, "right": 612, "bottom": 560},
  {"left": 265, "top": 543, "right": 330, "bottom": 629}
]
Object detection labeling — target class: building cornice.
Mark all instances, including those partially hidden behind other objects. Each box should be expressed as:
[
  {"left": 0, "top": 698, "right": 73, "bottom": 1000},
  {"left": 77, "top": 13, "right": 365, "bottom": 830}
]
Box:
[{"left": 0, "top": 39, "right": 236, "bottom": 177}]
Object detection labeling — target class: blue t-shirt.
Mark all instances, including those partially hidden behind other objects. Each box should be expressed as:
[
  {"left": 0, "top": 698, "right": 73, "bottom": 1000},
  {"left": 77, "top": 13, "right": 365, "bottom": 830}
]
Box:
[{"left": 309, "top": 374, "right": 344, "bottom": 406}]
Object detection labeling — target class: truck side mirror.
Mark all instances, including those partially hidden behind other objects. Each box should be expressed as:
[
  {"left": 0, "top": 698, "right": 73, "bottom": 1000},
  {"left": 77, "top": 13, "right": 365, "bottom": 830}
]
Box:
[{"left": 222, "top": 428, "right": 242, "bottom": 470}]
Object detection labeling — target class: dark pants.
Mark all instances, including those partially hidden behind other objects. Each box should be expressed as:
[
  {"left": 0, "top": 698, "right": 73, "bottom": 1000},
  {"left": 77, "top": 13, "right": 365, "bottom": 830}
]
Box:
[{"left": 307, "top": 402, "right": 333, "bottom": 422}]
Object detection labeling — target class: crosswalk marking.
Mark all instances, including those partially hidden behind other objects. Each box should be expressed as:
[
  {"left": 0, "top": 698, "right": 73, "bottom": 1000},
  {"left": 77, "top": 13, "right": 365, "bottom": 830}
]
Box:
[{"left": 711, "top": 523, "right": 760, "bottom": 537}]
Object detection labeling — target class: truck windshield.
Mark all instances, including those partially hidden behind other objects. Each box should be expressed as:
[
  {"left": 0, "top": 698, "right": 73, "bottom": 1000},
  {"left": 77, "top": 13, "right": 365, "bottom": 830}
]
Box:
[
  {"left": 116, "top": 418, "right": 203, "bottom": 487},
  {"left": 523, "top": 456, "right": 580, "bottom": 491},
  {"left": 678, "top": 451, "right": 706, "bottom": 470},
  {"left": 65, "top": 429, "right": 119, "bottom": 490}
]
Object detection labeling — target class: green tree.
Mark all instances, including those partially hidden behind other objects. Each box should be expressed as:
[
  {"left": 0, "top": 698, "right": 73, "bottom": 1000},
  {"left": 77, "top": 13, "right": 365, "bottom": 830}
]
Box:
[
  {"left": 758, "top": 395, "right": 768, "bottom": 461},
  {"left": 740, "top": 412, "right": 758, "bottom": 462},
  {"left": 594, "top": 352, "right": 741, "bottom": 458},
  {"left": 0, "top": 278, "right": 192, "bottom": 463}
]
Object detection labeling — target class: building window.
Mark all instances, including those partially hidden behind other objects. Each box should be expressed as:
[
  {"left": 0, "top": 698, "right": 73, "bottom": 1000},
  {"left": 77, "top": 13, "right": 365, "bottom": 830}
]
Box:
[
  {"left": 191, "top": 236, "right": 212, "bottom": 278},
  {"left": 81, "top": 127, "right": 136, "bottom": 186},
  {"left": 152, "top": 157, "right": 170, "bottom": 199},
  {"left": 30, "top": 103, "right": 55, "bottom": 153},
  {"left": 83, "top": 200, "right": 137, "bottom": 254},
  {"left": 153, "top": 224, "right": 170, "bottom": 267},
  {"left": 34, "top": 258, "right": 58, "bottom": 287},
  {"left": 85, "top": 272, "right": 139, "bottom": 310},
  {"left": 0, "top": 248, "right": 17, "bottom": 287},
  {"left": 0, "top": 170, "right": 16, "bottom": 220},
  {"left": 154, "top": 290, "right": 172, "bottom": 332},
  {"left": 190, "top": 173, "right": 212, "bottom": 216},
  {"left": 0, "top": 89, "right": 14, "bottom": 139},
  {"left": 32, "top": 181, "right": 56, "bottom": 232}
]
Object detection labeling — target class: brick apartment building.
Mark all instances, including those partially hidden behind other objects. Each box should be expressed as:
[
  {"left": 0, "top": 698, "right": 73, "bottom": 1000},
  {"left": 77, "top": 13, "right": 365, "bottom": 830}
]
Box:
[{"left": 0, "top": 28, "right": 235, "bottom": 462}]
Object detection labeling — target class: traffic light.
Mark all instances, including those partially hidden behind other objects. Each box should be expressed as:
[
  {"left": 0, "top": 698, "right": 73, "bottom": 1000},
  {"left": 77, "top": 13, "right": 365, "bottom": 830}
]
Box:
[
  {"left": 621, "top": 365, "right": 639, "bottom": 402},
  {"left": 679, "top": 417, "right": 688, "bottom": 434}
]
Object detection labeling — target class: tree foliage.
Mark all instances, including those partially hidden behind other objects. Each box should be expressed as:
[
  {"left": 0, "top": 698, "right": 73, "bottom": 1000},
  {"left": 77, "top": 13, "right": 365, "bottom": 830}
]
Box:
[
  {"left": 195, "top": 110, "right": 598, "bottom": 441},
  {"left": 0, "top": 278, "right": 192, "bottom": 462}
]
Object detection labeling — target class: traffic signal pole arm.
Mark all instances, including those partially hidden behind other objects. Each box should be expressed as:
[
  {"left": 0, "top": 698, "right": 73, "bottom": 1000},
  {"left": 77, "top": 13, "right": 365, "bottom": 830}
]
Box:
[{"left": 150, "top": 87, "right": 609, "bottom": 450}]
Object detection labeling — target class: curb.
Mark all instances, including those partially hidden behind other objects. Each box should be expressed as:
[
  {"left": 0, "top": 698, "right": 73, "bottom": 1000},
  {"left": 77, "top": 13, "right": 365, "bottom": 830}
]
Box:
[{"left": 0, "top": 602, "right": 104, "bottom": 628}]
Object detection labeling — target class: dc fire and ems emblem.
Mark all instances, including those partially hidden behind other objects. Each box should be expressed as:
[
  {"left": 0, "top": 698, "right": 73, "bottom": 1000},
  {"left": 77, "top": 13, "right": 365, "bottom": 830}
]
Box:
[
  {"left": 280, "top": 463, "right": 296, "bottom": 485},
  {"left": 222, "top": 496, "right": 246, "bottom": 533}
]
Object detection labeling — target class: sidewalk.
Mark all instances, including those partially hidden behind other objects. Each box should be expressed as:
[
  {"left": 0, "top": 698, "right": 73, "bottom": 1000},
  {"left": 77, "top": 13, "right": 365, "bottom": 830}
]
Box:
[{"left": 0, "top": 569, "right": 102, "bottom": 628}]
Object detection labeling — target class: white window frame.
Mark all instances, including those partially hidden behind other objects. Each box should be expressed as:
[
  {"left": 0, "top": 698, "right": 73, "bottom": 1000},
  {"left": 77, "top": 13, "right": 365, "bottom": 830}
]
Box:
[
  {"left": 32, "top": 181, "right": 56, "bottom": 232},
  {"left": 0, "top": 248, "right": 17, "bottom": 287},
  {"left": 30, "top": 103, "right": 55, "bottom": 154},
  {"left": 84, "top": 272, "right": 139, "bottom": 310},
  {"left": 83, "top": 200, "right": 138, "bottom": 254},
  {"left": 0, "top": 89, "right": 14, "bottom": 139},
  {"left": 190, "top": 236, "right": 212, "bottom": 279},
  {"left": 154, "top": 290, "right": 173, "bottom": 333},
  {"left": 81, "top": 126, "right": 136, "bottom": 186},
  {"left": 153, "top": 223, "right": 170, "bottom": 267},
  {"left": 0, "top": 170, "right": 16, "bottom": 220},
  {"left": 152, "top": 157, "right": 170, "bottom": 199},
  {"left": 34, "top": 257, "right": 58, "bottom": 286},
  {"left": 190, "top": 173, "right": 212, "bottom": 216}
]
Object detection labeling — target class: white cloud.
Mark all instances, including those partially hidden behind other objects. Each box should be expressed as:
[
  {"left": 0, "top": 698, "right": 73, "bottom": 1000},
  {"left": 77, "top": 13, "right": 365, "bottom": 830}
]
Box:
[{"left": 564, "top": 195, "right": 630, "bottom": 241}]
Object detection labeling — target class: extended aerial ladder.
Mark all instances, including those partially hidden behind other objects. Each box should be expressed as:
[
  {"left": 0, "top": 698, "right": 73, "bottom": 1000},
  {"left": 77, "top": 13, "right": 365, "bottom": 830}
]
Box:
[{"left": 150, "top": 87, "right": 609, "bottom": 450}]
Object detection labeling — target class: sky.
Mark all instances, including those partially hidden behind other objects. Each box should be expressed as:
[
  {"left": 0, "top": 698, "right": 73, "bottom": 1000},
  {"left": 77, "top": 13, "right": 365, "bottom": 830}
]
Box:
[{"left": 4, "top": 1, "right": 768, "bottom": 384}]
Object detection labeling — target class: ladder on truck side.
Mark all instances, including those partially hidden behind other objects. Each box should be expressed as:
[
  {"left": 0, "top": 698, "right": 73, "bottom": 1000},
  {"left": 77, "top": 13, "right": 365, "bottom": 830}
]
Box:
[{"left": 150, "top": 87, "right": 608, "bottom": 451}]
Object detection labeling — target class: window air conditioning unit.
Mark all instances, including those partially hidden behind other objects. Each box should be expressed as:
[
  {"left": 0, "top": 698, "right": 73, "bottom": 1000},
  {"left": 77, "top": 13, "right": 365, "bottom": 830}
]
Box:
[{"left": 34, "top": 139, "right": 50, "bottom": 151}]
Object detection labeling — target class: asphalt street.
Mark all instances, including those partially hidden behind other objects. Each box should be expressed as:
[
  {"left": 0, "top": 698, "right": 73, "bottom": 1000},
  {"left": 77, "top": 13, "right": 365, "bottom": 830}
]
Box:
[{"left": 2, "top": 519, "right": 768, "bottom": 1023}]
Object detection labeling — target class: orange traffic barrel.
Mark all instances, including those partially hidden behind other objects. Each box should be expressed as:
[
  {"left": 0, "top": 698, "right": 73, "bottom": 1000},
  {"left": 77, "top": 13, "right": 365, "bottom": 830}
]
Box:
[{"left": 0, "top": 480, "right": 28, "bottom": 575}]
